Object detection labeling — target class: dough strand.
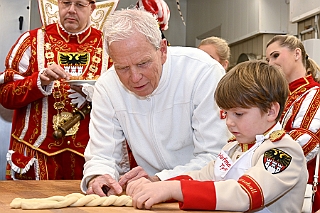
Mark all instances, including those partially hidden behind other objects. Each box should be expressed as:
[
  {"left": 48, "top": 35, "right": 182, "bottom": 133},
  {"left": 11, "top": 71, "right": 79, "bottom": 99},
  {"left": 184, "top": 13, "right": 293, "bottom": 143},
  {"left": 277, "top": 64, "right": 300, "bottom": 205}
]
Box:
[{"left": 10, "top": 193, "right": 133, "bottom": 209}]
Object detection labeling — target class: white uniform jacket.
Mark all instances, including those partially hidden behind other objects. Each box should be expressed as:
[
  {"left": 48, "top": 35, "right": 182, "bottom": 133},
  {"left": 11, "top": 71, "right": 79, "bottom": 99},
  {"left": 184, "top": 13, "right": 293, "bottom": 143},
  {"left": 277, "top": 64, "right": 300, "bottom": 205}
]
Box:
[
  {"left": 178, "top": 123, "right": 308, "bottom": 212},
  {"left": 81, "top": 46, "right": 231, "bottom": 192}
]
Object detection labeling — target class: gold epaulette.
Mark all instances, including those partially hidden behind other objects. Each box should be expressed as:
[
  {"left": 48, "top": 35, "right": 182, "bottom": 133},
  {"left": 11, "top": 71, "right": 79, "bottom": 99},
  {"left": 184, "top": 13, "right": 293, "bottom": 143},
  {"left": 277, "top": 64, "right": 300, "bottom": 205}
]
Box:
[
  {"left": 228, "top": 135, "right": 237, "bottom": 142},
  {"left": 269, "top": 130, "right": 286, "bottom": 142}
]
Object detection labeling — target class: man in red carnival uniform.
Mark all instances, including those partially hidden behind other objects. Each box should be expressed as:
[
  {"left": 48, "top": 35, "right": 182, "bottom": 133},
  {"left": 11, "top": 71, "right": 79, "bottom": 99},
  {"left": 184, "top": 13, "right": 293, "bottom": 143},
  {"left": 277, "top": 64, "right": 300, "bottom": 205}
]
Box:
[
  {"left": 0, "top": 0, "right": 115, "bottom": 180},
  {"left": 136, "top": 0, "right": 170, "bottom": 40}
]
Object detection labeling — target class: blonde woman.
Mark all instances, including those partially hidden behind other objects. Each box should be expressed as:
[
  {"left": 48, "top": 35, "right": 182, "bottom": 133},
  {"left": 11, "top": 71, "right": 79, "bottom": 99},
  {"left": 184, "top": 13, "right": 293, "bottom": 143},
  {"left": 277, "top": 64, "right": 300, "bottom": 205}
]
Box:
[{"left": 198, "top": 36, "right": 230, "bottom": 70}]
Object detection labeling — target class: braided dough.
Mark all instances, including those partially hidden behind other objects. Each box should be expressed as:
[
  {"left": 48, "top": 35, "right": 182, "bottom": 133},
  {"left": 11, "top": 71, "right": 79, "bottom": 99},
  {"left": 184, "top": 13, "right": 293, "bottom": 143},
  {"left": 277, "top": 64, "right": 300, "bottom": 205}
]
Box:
[{"left": 10, "top": 193, "right": 132, "bottom": 209}]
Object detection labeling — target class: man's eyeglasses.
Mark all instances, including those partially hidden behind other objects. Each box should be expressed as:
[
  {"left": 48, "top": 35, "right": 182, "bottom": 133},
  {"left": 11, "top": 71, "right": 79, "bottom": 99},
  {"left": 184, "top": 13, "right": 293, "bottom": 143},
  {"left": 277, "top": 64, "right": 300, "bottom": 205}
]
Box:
[{"left": 59, "top": 0, "right": 95, "bottom": 10}]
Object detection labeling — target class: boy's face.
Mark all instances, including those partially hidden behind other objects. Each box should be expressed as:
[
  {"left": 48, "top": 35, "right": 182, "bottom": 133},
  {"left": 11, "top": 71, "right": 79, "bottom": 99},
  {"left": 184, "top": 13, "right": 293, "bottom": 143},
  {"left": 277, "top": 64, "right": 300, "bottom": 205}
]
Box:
[{"left": 223, "top": 106, "right": 273, "bottom": 144}]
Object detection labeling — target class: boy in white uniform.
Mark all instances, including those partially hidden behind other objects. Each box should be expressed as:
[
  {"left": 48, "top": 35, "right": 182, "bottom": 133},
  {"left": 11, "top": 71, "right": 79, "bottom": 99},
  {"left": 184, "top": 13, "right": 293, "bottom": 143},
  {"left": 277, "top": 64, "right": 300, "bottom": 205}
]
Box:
[{"left": 126, "top": 61, "right": 308, "bottom": 213}]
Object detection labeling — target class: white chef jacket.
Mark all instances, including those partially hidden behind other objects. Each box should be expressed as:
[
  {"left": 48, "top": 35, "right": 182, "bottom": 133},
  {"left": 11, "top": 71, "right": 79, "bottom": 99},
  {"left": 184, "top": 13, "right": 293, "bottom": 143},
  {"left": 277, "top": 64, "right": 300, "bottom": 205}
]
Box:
[{"left": 81, "top": 46, "right": 231, "bottom": 192}]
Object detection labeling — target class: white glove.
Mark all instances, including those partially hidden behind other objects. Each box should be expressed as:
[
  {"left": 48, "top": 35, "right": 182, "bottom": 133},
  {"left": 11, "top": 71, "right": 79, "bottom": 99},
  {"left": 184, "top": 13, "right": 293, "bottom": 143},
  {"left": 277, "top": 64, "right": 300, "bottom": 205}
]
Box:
[
  {"left": 68, "top": 89, "right": 86, "bottom": 108},
  {"left": 81, "top": 83, "right": 95, "bottom": 102}
]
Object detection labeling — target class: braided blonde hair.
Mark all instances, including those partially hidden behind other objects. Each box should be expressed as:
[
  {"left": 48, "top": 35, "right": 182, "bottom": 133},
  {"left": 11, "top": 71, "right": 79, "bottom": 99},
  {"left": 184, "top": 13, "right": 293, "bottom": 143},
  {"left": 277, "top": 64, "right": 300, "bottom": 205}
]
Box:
[{"left": 266, "top": 35, "right": 320, "bottom": 83}]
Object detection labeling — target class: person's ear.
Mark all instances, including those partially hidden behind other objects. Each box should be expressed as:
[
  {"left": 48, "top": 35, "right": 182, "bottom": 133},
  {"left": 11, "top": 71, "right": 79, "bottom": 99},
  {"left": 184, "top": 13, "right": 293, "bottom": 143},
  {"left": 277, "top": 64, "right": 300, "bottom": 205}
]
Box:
[
  {"left": 90, "top": 2, "right": 96, "bottom": 13},
  {"left": 294, "top": 48, "right": 302, "bottom": 61},
  {"left": 222, "top": 60, "right": 229, "bottom": 70},
  {"left": 159, "top": 39, "right": 168, "bottom": 65},
  {"left": 267, "top": 102, "right": 280, "bottom": 121}
]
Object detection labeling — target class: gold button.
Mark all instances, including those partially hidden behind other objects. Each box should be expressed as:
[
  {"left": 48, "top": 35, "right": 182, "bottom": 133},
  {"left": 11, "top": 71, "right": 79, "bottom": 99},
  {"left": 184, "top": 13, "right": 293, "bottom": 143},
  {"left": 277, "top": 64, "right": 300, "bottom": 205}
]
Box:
[{"left": 67, "top": 141, "right": 71, "bottom": 145}]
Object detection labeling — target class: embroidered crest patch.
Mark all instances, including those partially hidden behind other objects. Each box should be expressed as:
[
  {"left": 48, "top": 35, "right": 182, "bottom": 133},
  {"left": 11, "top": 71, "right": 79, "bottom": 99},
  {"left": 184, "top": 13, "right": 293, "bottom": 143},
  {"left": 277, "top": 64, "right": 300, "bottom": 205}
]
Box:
[{"left": 263, "top": 148, "right": 292, "bottom": 174}]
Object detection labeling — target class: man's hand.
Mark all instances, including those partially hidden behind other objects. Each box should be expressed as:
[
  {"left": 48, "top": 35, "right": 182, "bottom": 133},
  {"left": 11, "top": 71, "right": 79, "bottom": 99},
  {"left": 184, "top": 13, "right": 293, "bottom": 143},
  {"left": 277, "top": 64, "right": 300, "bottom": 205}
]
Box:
[
  {"left": 86, "top": 174, "right": 123, "bottom": 196},
  {"left": 40, "top": 63, "right": 70, "bottom": 86},
  {"left": 118, "top": 166, "right": 160, "bottom": 190},
  {"left": 126, "top": 178, "right": 182, "bottom": 209}
]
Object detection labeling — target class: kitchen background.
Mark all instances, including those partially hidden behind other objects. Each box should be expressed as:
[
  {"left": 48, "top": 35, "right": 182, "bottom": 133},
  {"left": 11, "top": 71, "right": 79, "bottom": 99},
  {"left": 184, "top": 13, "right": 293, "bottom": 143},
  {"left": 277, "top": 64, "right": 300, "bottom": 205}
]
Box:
[{"left": 0, "top": 0, "right": 319, "bottom": 179}]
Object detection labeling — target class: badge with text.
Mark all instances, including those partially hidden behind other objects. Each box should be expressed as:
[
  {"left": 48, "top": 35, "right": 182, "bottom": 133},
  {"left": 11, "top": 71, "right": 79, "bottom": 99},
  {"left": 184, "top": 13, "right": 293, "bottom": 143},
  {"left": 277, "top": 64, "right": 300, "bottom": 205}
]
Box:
[
  {"left": 263, "top": 148, "right": 292, "bottom": 174},
  {"left": 214, "top": 150, "right": 233, "bottom": 177},
  {"left": 220, "top": 110, "right": 226, "bottom": 119}
]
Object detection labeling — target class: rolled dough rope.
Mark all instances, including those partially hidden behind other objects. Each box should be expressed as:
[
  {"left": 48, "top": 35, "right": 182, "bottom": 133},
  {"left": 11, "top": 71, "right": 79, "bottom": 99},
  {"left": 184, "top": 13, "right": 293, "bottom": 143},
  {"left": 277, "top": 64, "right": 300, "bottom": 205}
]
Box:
[{"left": 10, "top": 193, "right": 133, "bottom": 209}]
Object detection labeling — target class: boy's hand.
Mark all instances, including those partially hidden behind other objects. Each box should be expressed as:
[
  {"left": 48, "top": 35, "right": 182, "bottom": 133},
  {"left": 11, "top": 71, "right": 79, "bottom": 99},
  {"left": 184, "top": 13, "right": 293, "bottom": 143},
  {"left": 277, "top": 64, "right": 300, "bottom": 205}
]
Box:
[{"left": 126, "top": 178, "right": 182, "bottom": 209}]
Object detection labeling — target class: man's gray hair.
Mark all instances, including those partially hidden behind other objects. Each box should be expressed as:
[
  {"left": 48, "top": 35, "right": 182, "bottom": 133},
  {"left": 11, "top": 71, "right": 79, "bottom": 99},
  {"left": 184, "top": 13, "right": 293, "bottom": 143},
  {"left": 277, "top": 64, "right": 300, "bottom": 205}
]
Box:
[{"left": 103, "top": 8, "right": 162, "bottom": 53}]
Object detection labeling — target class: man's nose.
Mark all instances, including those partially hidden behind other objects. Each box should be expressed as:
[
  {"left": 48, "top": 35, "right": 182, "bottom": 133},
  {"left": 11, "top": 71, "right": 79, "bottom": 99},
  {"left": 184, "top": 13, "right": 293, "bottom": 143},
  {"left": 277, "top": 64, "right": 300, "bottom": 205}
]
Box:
[
  {"left": 68, "top": 3, "right": 77, "bottom": 12},
  {"left": 130, "top": 69, "right": 143, "bottom": 83}
]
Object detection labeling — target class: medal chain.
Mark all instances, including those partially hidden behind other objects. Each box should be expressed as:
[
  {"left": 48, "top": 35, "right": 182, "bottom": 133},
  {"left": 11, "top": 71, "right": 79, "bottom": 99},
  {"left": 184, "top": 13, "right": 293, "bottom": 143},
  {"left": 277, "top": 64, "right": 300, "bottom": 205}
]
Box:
[{"left": 43, "top": 27, "right": 102, "bottom": 136}]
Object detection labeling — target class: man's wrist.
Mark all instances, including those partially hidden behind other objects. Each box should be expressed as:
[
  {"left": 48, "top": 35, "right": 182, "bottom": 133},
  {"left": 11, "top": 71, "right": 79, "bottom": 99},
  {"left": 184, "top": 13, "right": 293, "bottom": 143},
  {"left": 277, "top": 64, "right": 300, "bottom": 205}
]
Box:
[
  {"left": 87, "top": 175, "right": 99, "bottom": 188},
  {"left": 149, "top": 175, "right": 160, "bottom": 182}
]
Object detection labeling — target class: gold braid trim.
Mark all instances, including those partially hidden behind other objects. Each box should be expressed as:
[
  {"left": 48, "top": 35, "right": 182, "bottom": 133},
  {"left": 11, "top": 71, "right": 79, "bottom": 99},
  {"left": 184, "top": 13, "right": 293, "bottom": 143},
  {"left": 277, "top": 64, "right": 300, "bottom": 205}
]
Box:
[{"left": 12, "top": 134, "right": 84, "bottom": 157}]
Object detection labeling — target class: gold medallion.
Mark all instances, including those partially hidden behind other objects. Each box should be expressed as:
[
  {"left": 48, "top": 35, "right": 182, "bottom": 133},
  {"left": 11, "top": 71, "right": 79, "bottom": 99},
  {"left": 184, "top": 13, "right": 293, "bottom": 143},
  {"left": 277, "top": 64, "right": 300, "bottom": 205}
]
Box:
[
  {"left": 53, "top": 91, "right": 62, "bottom": 99},
  {"left": 87, "top": 73, "right": 94, "bottom": 79},
  {"left": 53, "top": 112, "right": 80, "bottom": 136},
  {"left": 44, "top": 43, "right": 51, "bottom": 50},
  {"left": 92, "top": 55, "right": 101, "bottom": 63},
  {"left": 53, "top": 101, "right": 65, "bottom": 110},
  {"left": 45, "top": 51, "right": 54, "bottom": 59},
  {"left": 95, "top": 47, "right": 102, "bottom": 54},
  {"left": 89, "top": 64, "right": 98, "bottom": 72}
]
